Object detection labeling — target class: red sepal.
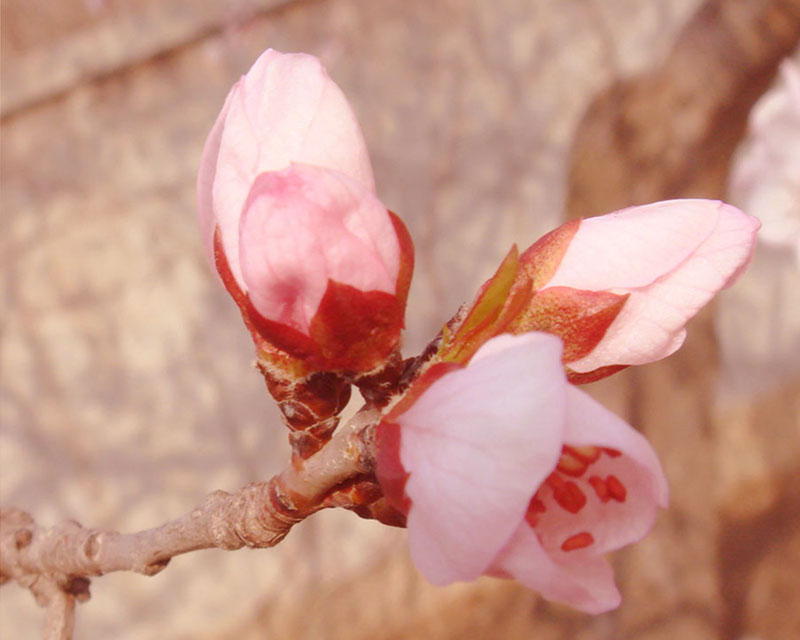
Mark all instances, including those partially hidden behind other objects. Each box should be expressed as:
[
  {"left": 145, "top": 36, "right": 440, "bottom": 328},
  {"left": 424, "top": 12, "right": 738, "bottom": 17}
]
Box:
[
  {"left": 246, "top": 280, "right": 403, "bottom": 372},
  {"left": 246, "top": 297, "right": 319, "bottom": 360},
  {"left": 375, "top": 420, "right": 412, "bottom": 515},
  {"left": 213, "top": 227, "right": 247, "bottom": 309},
  {"left": 519, "top": 218, "right": 580, "bottom": 290},
  {"left": 566, "top": 364, "right": 629, "bottom": 385},
  {"left": 307, "top": 279, "right": 404, "bottom": 372},
  {"left": 389, "top": 210, "right": 415, "bottom": 311},
  {"left": 509, "top": 286, "right": 628, "bottom": 362},
  {"left": 215, "top": 228, "right": 283, "bottom": 357},
  {"left": 214, "top": 226, "right": 317, "bottom": 378}
]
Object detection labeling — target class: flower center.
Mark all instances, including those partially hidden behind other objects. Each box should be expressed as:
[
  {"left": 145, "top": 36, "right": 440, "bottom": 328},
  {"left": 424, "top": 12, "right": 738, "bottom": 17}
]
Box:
[{"left": 524, "top": 445, "right": 627, "bottom": 552}]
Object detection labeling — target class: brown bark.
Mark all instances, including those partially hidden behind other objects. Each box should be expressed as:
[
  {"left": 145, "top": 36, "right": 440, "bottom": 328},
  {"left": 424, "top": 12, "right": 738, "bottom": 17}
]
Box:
[{"left": 566, "top": 0, "right": 800, "bottom": 218}]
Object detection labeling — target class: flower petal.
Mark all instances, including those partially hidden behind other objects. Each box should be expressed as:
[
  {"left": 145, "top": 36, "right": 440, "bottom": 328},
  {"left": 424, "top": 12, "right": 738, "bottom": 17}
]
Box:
[
  {"left": 532, "top": 386, "right": 667, "bottom": 562},
  {"left": 398, "top": 333, "right": 566, "bottom": 584},
  {"left": 197, "top": 80, "right": 239, "bottom": 265},
  {"left": 546, "top": 200, "right": 722, "bottom": 291},
  {"left": 239, "top": 164, "right": 399, "bottom": 334},
  {"left": 493, "top": 522, "right": 621, "bottom": 614},
  {"left": 492, "top": 386, "right": 667, "bottom": 614},
  {"left": 563, "top": 386, "right": 668, "bottom": 507},
  {"left": 213, "top": 50, "right": 375, "bottom": 288},
  {"left": 549, "top": 200, "right": 759, "bottom": 371}
]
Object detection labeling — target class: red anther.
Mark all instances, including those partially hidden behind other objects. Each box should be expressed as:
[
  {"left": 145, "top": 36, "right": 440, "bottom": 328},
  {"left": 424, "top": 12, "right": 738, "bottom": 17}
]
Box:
[
  {"left": 545, "top": 472, "right": 566, "bottom": 490},
  {"left": 561, "top": 531, "right": 595, "bottom": 551},
  {"left": 525, "top": 513, "right": 540, "bottom": 528},
  {"left": 553, "top": 480, "right": 587, "bottom": 514},
  {"left": 556, "top": 452, "right": 587, "bottom": 477},
  {"left": 529, "top": 496, "right": 546, "bottom": 514},
  {"left": 588, "top": 475, "right": 611, "bottom": 503},
  {"left": 564, "top": 445, "right": 600, "bottom": 464},
  {"left": 524, "top": 495, "right": 547, "bottom": 528},
  {"left": 602, "top": 447, "right": 622, "bottom": 458},
  {"left": 606, "top": 474, "right": 627, "bottom": 502}
]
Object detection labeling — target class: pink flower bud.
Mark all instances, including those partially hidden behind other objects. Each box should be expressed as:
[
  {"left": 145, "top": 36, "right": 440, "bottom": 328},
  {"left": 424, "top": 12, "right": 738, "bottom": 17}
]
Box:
[
  {"left": 376, "top": 333, "right": 668, "bottom": 613},
  {"left": 438, "top": 199, "right": 758, "bottom": 383},
  {"left": 197, "top": 49, "right": 413, "bottom": 371},
  {"left": 514, "top": 200, "right": 759, "bottom": 381},
  {"left": 239, "top": 164, "right": 412, "bottom": 370}
]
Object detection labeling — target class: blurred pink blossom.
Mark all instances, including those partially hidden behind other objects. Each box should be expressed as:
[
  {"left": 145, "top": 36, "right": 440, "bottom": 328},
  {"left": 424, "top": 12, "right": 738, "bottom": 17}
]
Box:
[
  {"left": 730, "top": 60, "right": 800, "bottom": 266},
  {"left": 376, "top": 332, "right": 668, "bottom": 613}
]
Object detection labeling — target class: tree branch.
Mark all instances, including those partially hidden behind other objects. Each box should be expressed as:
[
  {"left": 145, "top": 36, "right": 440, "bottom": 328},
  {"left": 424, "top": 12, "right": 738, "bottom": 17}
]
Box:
[
  {"left": 37, "top": 578, "right": 76, "bottom": 640},
  {"left": 0, "top": 406, "right": 381, "bottom": 630}
]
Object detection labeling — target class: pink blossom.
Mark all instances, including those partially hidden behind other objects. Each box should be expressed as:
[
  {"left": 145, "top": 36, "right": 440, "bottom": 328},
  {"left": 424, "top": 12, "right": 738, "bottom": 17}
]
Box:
[
  {"left": 507, "top": 199, "right": 760, "bottom": 382},
  {"left": 376, "top": 333, "right": 668, "bottom": 613},
  {"left": 729, "top": 61, "right": 800, "bottom": 266},
  {"left": 197, "top": 50, "right": 413, "bottom": 370}
]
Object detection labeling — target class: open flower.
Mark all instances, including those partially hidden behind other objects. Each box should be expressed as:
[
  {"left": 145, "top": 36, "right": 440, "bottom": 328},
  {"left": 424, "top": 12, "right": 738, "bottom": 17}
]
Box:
[
  {"left": 197, "top": 49, "right": 413, "bottom": 371},
  {"left": 440, "top": 199, "right": 759, "bottom": 383},
  {"left": 376, "top": 332, "right": 668, "bottom": 613}
]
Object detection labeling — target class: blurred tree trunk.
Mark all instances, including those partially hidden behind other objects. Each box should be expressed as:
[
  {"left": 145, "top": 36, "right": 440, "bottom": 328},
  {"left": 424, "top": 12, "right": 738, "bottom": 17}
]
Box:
[
  {"left": 565, "top": 2, "right": 800, "bottom": 640},
  {"left": 566, "top": 0, "right": 800, "bottom": 217}
]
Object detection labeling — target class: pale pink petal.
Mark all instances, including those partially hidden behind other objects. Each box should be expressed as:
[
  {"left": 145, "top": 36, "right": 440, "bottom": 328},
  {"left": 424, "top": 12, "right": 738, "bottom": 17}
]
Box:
[
  {"left": 531, "top": 387, "right": 666, "bottom": 563},
  {"left": 563, "top": 386, "right": 668, "bottom": 506},
  {"left": 493, "top": 523, "right": 621, "bottom": 614},
  {"left": 400, "top": 333, "right": 567, "bottom": 585},
  {"left": 239, "top": 50, "right": 374, "bottom": 191},
  {"left": 546, "top": 200, "right": 722, "bottom": 291},
  {"left": 554, "top": 201, "right": 760, "bottom": 371},
  {"left": 492, "top": 386, "right": 666, "bottom": 614},
  {"left": 196, "top": 80, "right": 239, "bottom": 264},
  {"left": 239, "top": 164, "right": 399, "bottom": 333},
  {"left": 214, "top": 50, "right": 375, "bottom": 288}
]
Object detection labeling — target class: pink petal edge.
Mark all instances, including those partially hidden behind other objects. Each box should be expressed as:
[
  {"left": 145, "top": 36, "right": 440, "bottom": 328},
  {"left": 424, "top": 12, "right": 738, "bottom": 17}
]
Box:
[
  {"left": 494, "top": 522, "right": 621, "bottom": 614},
  {"left": 196, "top": 80, "right": 240, "bottom": 266}
]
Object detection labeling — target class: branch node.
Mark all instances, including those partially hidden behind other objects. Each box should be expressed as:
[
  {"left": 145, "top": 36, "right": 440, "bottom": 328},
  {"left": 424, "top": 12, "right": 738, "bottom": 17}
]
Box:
[
  {"left": 82, "top": 533, "right": 100, "bottom": 561},
  {"left": 141, "top": 558, "right": 170, "bottom": 577},
  {"left": 64, "top": 576, "right": 91, "bottom": 603},
  {"left": 0, "top": 401, "right": 385, "bottom": 637},
  {"left": 14, "top": 528, "right": 33, "bottom": 549}
]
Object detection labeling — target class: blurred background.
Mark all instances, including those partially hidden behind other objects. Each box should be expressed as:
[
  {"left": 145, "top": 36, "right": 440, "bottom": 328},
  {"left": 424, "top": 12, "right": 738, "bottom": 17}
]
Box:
[{"left": 2, "top": 0, "right": 799, "bottom": 638}]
